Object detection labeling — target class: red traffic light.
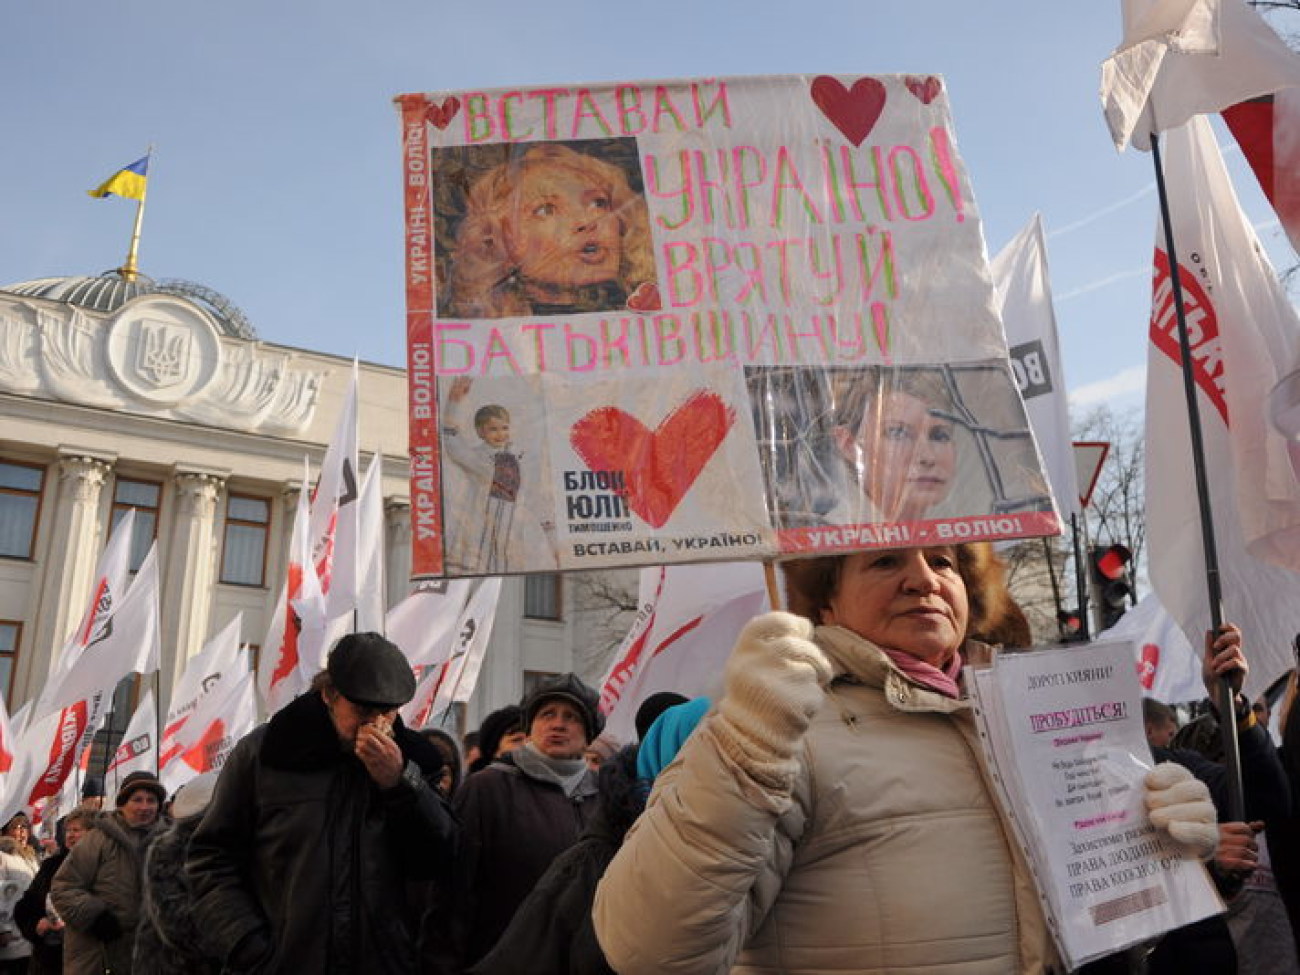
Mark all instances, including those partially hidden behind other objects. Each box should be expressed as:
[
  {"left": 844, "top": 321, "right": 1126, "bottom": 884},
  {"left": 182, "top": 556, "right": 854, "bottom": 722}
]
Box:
[{"left": 1093, "top": 544, "right": 1132, "bottom": 581}]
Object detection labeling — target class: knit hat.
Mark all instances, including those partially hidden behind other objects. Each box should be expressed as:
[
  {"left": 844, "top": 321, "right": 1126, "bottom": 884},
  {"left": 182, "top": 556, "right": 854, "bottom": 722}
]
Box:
[
  {"left": 469, "top": 705, "right": 524, "bottom": 774},
  {"left": 636, "top": 697, "right": 711, "bottom": 783},
  {"left": 521, "top": 673, "right": 604, "bottom": 744},
  {"left": 327, "top": 632, "right": 416, "bottom": 708},
  {"left": 634, "top": 691, "right": 689, "bottom": 740},
  {"left": 171, "top": 771, "right": 219, "bottom": 820},
  {"left": 115, "top": 771, "right": 167, "bottom": 807}
]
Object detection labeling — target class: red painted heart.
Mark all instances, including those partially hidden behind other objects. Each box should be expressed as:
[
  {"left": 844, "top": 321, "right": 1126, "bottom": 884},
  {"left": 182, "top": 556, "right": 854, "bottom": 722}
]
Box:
[
  {"left": 627, "top": 281, "right": 662, "bottom": 312},
  {"left": 425, "top": 96, "right": 461, "bottom": 130},
  {"left": 810, "top": 76, "right": 887, "bottom": 147},
  {"left": 904, "top": 75, "right": 942, "bottom": 105},
  {"left": 569, "top": 390, "right": 736, "bottom": 528}
]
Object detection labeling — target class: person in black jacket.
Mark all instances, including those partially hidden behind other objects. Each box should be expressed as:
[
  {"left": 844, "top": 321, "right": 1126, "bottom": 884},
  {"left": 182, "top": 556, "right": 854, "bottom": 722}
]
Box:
[
  {"left": 185, "top": 632, "right": 457, "bottom": 974},
  {"left": 14, "top": 809, "right": 92, "bottom": 975}
]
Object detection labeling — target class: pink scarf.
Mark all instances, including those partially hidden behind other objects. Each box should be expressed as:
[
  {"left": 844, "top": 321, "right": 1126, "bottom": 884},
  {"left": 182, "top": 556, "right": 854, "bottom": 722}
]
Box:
[{"left": 880, "top": 646, "right": 963, "bottom": 699}]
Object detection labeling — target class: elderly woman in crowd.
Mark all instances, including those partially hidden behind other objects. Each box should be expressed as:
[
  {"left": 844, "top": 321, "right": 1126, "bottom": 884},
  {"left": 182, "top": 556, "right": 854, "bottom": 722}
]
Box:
[
  {"left": 593, "top": 543, "right": 1225, "bottom": 974},
  {"left": 15, "top": 808, "right": 92, "bottom": 975},
  {"left": 52, "top": 771, "right": 167, "bottom": 975}
]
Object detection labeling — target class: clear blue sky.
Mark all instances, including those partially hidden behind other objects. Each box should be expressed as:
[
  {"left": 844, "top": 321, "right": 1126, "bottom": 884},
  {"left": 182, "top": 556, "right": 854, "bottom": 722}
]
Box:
[{"left": 4, "top": 1, "right": 1295, "bottom": 418}]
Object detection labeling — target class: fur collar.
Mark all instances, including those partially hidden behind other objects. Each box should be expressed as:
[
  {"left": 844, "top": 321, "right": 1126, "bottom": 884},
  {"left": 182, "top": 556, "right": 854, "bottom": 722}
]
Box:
[{"left": 261, "top": 691, "right": 445, "bottom": 777}]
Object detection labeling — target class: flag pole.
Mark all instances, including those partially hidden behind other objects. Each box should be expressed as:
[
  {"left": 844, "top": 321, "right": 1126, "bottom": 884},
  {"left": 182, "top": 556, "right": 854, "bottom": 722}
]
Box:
[
  {"left": 1149, "top": 131, "right": 1244, "bottom": 820},
  {"left": 1071, "top": 513, "right": 1091, "bottom": 642},
  {"left": 119, "top": 145, "right": 152, "bottom": 283}
]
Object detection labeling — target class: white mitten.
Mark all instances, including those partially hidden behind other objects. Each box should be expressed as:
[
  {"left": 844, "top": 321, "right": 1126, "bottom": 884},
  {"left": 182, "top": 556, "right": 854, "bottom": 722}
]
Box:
[
  {"left": 714, "top": 611, "right": 832, "bottom": 791},
  {"left": 1144, "top": 762, "right": 1219, "bottom": 858}
]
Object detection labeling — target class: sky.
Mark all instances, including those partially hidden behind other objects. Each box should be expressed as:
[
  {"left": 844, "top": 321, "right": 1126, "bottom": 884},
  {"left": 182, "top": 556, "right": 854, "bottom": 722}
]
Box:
[{"left": 3, "top": 1, "right": 1297, "bottom": 422}]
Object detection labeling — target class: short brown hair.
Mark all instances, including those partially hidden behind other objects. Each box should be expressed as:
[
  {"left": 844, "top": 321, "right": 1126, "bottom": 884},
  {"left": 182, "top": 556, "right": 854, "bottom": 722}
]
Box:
[{"left": 780, "top": 542, "right": 1011, "bottom": 642}]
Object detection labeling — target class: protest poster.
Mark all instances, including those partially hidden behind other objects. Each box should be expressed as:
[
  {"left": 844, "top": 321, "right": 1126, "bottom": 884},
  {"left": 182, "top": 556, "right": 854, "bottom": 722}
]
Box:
[
  {"left": 398, "top": 75, "right": 1061, "bottom": 578},
  {"left": 967, "top": 640, "right": 1221, "bottom": 969}
]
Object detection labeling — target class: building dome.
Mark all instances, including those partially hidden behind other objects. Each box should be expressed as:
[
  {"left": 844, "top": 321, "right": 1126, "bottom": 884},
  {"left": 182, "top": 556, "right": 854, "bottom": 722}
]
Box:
[{"left": 1, "top": 269, "right": 257, "bottom": 340}]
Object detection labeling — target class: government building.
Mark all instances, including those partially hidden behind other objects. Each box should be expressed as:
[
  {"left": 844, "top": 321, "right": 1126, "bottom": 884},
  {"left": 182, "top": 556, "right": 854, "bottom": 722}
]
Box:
[{"left": 0, "top": 267, "right": 628, "bottom": 747}]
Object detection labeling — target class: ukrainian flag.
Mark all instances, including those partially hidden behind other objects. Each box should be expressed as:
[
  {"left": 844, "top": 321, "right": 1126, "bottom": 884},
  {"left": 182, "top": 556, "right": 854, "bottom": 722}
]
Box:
[{"left": 87, "top": 155, "right": 149, "bottom": 201}]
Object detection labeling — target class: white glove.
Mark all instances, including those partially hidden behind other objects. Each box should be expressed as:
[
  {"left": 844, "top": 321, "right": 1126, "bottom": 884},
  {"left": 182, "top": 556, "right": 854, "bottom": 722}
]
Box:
[
  {"left": 1145, "top": 762, "right": 1218, "bottom": 858},
  {"left": 714, "top": 612, "right": 832, "bottom": 791}
]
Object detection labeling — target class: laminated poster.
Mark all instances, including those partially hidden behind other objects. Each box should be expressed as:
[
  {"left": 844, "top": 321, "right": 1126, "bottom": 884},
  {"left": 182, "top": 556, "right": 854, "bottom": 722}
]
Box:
[
  {"left": 967, "top": 640, "right": 1221, "bottom": 970},
  {"left": 397, "top": 75, "right": 1061, "bottom": 577}
]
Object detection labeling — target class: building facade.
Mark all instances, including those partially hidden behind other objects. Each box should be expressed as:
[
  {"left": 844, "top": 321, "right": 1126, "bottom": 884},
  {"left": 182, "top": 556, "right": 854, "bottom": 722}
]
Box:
[{"left": 0, "top": 271, "right": 624, "bottom": 738}]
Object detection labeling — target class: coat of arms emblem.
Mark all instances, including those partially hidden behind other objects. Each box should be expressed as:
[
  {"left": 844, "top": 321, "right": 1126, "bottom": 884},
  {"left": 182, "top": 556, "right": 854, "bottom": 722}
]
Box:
[{"left": 136, "top": 319, "right": 192, "bottom": 387}]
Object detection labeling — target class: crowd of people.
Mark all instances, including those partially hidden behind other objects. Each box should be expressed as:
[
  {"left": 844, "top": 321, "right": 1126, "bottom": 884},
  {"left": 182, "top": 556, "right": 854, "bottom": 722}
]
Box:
[{"left": 0, "top": 543, "right": 1294, "bottom": 973}]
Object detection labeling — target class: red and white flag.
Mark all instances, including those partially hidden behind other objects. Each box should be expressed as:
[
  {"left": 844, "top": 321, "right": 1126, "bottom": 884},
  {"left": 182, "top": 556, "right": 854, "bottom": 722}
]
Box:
[
  {"left": 355, "top": 451, "right": 386, "bottom": 633},
  {"left": 36, "top": 543, "right": 161, "bottom": 720},
  {"left": 1145, "top": 115, "right": 1300, "bottom": 699},
  {"left": 1223, "top": 87, "right": 1300, "bottom": 257},
  {"left": 1099, "top": 595, "right": 1204, "bottom": 704},
  {"left": 599, "top": 561, "right": 770, "bottom": 744},
  {"left": 258, "top": 459, "right": 323, "bottom": 715},
  {"left": 308, "top": 362, "right": 360, "bottom": 645},
  {"left": 163, "top": 668, "right": 256, "bottom": 790},
  {"left": 386, "top": 582, "right": 471, "bottom": 678},
  {"left": 1101, "top": 0, "right": 1300, "bottom": 151},
  {"left": 105, "top": 688, "right": 158, "bottom": 785},
  {"left": 160, "top": 615, "right": 245, "bottom": 784},
  {"left": 991, "top": 214, "right": 1081, "bottom": 518},
  {"left": 45, "top": 510, "right": 136, "bottom": 693},
  {"left": 401, "top": 577, "right": 500, "bottom": 730}
]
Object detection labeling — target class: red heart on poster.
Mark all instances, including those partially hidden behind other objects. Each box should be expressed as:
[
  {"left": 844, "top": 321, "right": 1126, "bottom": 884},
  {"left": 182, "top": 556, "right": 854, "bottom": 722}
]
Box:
[
  {"left": 904, "top": 75, "right": 942, "bottom": 105},
  {"left": 425, "top": 97, "right": 461, "bottom": 130},
  {"left": 570, "top": 390, "right": 736, "bottom": 528},
  {"left": 1137, "top": 643, "right": 1160, "bottom": 690},
  {"left": 810, "top": 76, "right": 887, "bottom": 146},
  {"left": 627, "top": 281, "right": 662, "bottom": 312}
]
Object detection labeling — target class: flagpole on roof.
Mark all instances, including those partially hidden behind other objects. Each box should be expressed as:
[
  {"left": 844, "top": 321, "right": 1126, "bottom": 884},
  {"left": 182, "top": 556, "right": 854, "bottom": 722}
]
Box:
[
  {"left": 1149, "top": 130, "right": 1244, "bottom": 821},
  {"left": 119, "top": 145, "right": 153, "bottom": 282}
]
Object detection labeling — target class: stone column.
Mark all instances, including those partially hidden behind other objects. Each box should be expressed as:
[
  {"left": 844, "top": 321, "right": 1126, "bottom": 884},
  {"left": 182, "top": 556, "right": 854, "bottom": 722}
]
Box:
[
  {"left": 384, "top": 497, "right": 412, "bottom": 608},
  {"left": 27, "top": 452, "right": 115, "bottom": 695},
  {"left": 160, "top": 468, "right": 225, "bottom": 704}
]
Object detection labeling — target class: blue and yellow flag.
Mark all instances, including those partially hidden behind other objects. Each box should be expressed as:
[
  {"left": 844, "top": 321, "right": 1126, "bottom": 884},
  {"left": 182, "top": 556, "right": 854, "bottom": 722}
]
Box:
[{"left": 87, "top": 155, "right": 149, "bottom": 201}]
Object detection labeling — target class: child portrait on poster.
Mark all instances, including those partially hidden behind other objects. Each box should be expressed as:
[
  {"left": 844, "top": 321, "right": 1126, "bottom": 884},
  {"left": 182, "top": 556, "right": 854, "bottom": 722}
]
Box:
[
  {"left": 440, "top": 141, "right": 656, "bottom": 320},
  {"left": 440, "top": 376, "right": 558, "bottom": 574}
]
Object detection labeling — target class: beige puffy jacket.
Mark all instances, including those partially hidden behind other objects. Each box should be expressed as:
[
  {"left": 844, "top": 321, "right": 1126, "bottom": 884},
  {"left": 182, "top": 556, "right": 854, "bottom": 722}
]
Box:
[{"left": 593, "top": 622, "right": 1058, "bottom": 974}]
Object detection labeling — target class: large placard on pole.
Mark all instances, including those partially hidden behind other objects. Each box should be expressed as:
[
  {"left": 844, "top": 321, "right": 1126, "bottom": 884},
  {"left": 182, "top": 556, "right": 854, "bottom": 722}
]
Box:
[{"left": 398, "top": 75, "right": 1061, "bottom": 578}]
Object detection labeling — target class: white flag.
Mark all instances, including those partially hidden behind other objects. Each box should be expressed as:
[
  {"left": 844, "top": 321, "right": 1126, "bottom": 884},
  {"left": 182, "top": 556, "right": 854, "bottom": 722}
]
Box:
[
  {"left": 402, "top": 577, "right": 501, "bottom": 729},
  {"left": 386, "top": 582, "right": 471, "bottom": 676},
  {"left": 1145, "top": 115, "right": 1300, "bottom": 698},
  {"left": 161, "top": 615, "right": 245, "bottom": 779},
  {"left": 37, "top": 544, "right": 161, "bottom": 719},
  {"left": 258, "top": 459, "right": 323, "bottom": 715},
  {"left": 310, "top": 361, "right": 360, "bottom": 624},
  {"left": 49, "top": 510, "right": 136, "bottom": 686},
  {"left": 355, "top": 452, "right": 386, "bottom": 633},
  {"left": 599, "top": 562, "right": 770, "bottom": 744},
  {"left": 1099, "top": 594, "right": 1204, "bottom": 704},
  {"left": 162, "top": 668, "right": 256, "bottom": 791},
  {"left": 991, "top": 214, "right": 1081, "bottom": 517},
  {"left": 1101, "top": 0, "right": 1300, "bottom": 150},
  {"left": 104, "top": 688, "right": 158, "bottom": 785}
]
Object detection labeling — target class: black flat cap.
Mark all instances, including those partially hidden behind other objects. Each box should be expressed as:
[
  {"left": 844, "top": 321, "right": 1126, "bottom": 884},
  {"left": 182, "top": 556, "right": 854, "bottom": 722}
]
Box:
[{"left": 327, "top": 632, "right": 416, "bottom": 708}]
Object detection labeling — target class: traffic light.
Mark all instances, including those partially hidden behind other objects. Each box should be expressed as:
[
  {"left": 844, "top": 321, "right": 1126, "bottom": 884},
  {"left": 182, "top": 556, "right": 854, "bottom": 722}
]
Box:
[
  {"left": 1090, "top": 544, "right": 1133, "bottom": 631},
  {"left": 1056, "top": 608, "right": 1087, "bottom": 643}
]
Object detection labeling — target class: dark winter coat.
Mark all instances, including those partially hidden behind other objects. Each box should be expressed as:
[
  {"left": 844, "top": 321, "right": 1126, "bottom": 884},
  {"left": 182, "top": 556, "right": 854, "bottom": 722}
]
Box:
[
  {"left": 1269, "top": 690, "right": 1300, "bottom": 964},
  {"left": 133, "top": 814, "right": 219, "bottom": 975},
  {"left": 51, "top": 810, "right": 165, "bottom": 975},
  {"left": 186, "top": 691, "right": 457, "bottom": 975},
  {"left": 431, "top": 748, "right": 598, "bottom": 972},
  {"left": 470, "top": 745, "right": 643, "bottom": 975},
  {"left": 14, "top": 850, "right": 65, "bottom": 975}
]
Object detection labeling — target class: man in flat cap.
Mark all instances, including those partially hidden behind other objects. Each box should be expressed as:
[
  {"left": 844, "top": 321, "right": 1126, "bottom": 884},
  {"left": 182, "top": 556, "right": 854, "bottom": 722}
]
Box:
[{"left": 187, "top": 632, "right": 457, "bottom": 974}]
